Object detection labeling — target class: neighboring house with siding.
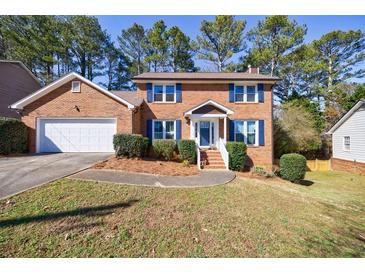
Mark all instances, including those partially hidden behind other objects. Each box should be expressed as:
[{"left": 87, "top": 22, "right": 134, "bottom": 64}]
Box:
[
  {"left": 0, "top": 60, "right": 41, "bottom": 118},
  {"left": 327, "top": 100, "right": 365, "bottom": 175},
  {"left": 10, "top": 69, "right": 280, "bottom": 170}
]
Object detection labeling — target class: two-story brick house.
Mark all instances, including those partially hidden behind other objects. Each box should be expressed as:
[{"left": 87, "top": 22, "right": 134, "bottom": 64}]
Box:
[{"left": 10, "top": 69, "right": 280, "bottom": 169}]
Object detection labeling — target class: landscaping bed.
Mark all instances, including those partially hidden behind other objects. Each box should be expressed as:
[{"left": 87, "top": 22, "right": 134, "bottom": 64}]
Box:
[{"left": 93, "top": 156, "right": 198, "bottom": 176}]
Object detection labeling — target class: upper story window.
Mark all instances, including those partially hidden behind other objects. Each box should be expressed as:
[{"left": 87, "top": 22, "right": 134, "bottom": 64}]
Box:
[
  {"left": 343, "top": 136, "right": 351, "bottom": 151},
  {"left": 153, "top": 84, "right": 176, "bottom": 103},
  {"left": 72, "top": 81, "right": 81, "bottom": 93},
  {"left": 234, "top": 85, "right": 258, "bottom": 103},
  {"left": 234, "top": 120, "right": 259, "bottom": 146}
]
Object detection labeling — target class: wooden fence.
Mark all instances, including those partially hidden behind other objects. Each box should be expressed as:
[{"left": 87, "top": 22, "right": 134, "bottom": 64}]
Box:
[
  {"left": 275, "top": 159, "right": 331, "bottom": 171},
  {"left": 306, "top": 159, "right": 331, "bottom": 171}
]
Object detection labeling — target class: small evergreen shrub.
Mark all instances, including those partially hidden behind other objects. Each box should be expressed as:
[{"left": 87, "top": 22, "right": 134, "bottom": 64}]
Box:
[
  {"left": 279, "top": 153, "right": 307, "bottom": 182},
  {"left": 0, "top": 117, "right": 28, "bottom": 154},
  {"left": 152, "top": 139, "right": 176, "bottom": 161},
  {"left": 251, "top": 166, "right": 275, "bottom": 178},
  {"left": 113, "top": 134, "right": 149, "bottom": 158},
  {"left": 226, "top": 142, "right": 247, "bottom": 171},
  {"left": 178, "top": 139, "right": 196, "bottom": 164}
]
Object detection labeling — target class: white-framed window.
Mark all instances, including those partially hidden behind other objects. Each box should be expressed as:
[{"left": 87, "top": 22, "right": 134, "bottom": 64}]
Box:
[
  {"left": 343, "top": 136, "right": 351, "bottom": 151},
  {"left": 153, "top": 84, "right": 176, "bottom": 103},
  {"left": 234, "top": 85, "right": 258, "bottom": 103},
  {"left": 234, "top": 120, "right": 259, "bottom": 146},
  {"left": 153, "top": 120, "right": 176, "bottom": 140},
  {"left": 71, "top": 81, "right": 81, "bottom": 93}
]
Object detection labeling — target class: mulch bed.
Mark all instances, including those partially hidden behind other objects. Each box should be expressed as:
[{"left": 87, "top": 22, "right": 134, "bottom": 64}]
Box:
[
  {"left": 93, "top": 156, "right": 198, "bottom": 176},
  {"left": 236, "top": 171, "right": 284, "bottom": 183}
]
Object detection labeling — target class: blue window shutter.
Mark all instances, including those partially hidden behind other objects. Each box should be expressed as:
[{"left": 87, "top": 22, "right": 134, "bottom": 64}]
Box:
[
  {"left": 229, "top": 83, "right": 235, "bottom": 102},
  {"left": 176, "top": 83, "right": 182, "bottom": 103},
  {"left": 147, "top": 83, "right": 153, "bottom": 103},
  {"left": 259, "top": 120, "right": 265, "bottom": 146},
  {"left": 258, "top": 83, "right": 264, "bottom": 103},
  {"left": 176, "top": 120, "right": 182, "bottom": 140},
  {"left": 229, "top": 119, "right": 235, "bottom": 141},
  {"left": 147, "top": 120, "right": 152, "bottom": 143}
]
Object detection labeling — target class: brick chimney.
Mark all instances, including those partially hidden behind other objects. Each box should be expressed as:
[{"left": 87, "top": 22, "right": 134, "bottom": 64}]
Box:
[{"left": 246, "top": 65, "right": 260, "bottom": 74}]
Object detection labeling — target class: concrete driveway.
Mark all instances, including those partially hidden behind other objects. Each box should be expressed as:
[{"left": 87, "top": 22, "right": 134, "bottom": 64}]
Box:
[{"left": 0, "top": 153, "right": 111, "bottom": 199}]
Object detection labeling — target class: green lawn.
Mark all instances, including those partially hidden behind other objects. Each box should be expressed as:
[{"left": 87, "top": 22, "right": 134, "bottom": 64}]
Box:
[{"left": 0, "top": 171, "right": 364, "bottom": 257}]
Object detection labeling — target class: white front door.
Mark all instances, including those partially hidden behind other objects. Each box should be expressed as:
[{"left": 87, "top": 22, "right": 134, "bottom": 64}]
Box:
[
  {"left": 192, "top": 119, "right": 218, "bottom": 148},
  {"left": 37, "top": 118, "right": 117, "bottom": 153}
]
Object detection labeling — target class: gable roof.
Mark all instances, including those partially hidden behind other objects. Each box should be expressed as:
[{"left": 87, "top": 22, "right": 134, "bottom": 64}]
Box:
[
  {"left": 0, "top": 60, "right": 40, "bottom": 84},
  {"left": 10, "top": 72, "right": 136, "bottom": 110},
  {"left": 111, "top": 91, "right": 143, "bottom": 107},
  {"left": 184, "top": 99, "right": 234, "bottom": 116},
  {"left": 133, "top": 72, "right": 281, "bottom": 82},
  {"left": 327, "top": 100, "right": 365, "bottom": 134}
]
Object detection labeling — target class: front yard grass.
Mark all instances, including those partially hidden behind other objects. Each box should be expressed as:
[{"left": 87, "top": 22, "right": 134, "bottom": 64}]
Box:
[{"left": 0, "top": 171, "right": 364, "bottom": 257}]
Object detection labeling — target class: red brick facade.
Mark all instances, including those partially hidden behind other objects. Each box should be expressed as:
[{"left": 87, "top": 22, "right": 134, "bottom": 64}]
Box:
[
  {"left": 331, "top": 158, "right": 365, "bottom": 175},
  {"left": 21, "top": 80, "right": 134, "bottom": 153},
  {"left": 136, "top": 82, "right": 274, "bottom": 168},
  {"left": 19, "top": 76, "right": 275, "bottom": 169}
]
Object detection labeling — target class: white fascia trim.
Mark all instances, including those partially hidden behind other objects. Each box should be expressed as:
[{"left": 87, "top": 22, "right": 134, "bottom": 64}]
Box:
[
  {"left": 184, "top": 99, "right": 234, "bottom": 116},
  {"left": 10, "top": 72, "right": 135, "bottom": 110},
  {"left": 327, "top": 100, "right": 365, "bottom": 134}
]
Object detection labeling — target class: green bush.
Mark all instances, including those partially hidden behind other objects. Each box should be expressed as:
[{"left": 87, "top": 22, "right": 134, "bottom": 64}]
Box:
[
  {"left": 0, "top": 117, "right": 28, "bottom": 154},
  {"left": 226, "top": 142, "right": 247, "bottom": 171},
  {"left": 152, "top": 139, "right": 176, "bottom": 161},
  {"left": 178, "top": 139, "right": 196, "bottom": 164},
  {"left": 113, "top": 134, "right": 149, "bottom": 158},
  {"left": 279, "top": 153, "right": 307, "bottom": 182}
]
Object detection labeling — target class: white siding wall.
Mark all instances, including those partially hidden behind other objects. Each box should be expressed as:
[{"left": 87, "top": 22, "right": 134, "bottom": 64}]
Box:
[{"left": 332, "top": 105, "right": 365, "bottom": 163}]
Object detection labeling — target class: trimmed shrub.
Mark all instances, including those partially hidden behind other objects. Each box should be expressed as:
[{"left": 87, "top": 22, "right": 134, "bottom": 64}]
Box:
[
  {"left": 178, "top": 139, "right": 196, "bottom": 164},
  {"left": 152, "top": 139, "right": 176, "bottom": 161},
  {"left": 113, "top": 134, "right": 149, "bottom": 158},
  {"left": 279, "top": 153, "right": 307, "bottom": 182},
  {"left": 226, "top": 142, "right": 247, "bottom": 171},
  {"left": 0, "top": 117, "right": 28, "bottom": 154}
]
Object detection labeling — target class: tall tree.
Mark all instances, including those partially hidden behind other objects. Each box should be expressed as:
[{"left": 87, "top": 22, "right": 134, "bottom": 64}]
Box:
[
  {"left": 67, "top": 16, "right": 108, "bottom": 80},
  {"left": 195, "top": 15, "right": 246, "bottom": 72},
  {"left": 145, "top": 20, "right": 169, "bottom": 72},
  {"left": 103, "top": 36, "right": 130, "bottom": 90},
  {"left": 310, "top": 30, "right": 365, "bottom": 104},
  {"left": 166, "top": 26, "right": 195, "bottom": 72},
  {"left": 245, "top": 16, "right": 307, "bottom": 76},
  {"left": 118, "top": 23, "right": 147, "bottom": 75}
]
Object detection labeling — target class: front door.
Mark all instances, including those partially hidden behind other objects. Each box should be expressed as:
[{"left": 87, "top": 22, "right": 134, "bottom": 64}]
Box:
[{"left": 199, "top": 121, "right": 210, "bottom": 147}]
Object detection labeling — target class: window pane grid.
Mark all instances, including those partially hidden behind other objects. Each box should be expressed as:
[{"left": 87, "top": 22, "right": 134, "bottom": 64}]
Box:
[
  {"left": 234, "top": 85, "right": 257, "bottom": 102},
  {"left": 344, "top": 136, "right": 350, "bottom": 150},
  {"left": 153, "top": 120, "right": 175, "bottom": 140},
  {"left": 235, "top": 120, "right": 257, "bottom": 145},
  {"left": 153, "top": 85, "right": 175, "bottom": 102}
]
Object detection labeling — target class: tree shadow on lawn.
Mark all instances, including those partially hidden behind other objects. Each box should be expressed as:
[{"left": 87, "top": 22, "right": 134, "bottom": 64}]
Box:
[{"left": 0, "top": 199, "right": 139, "bottom": 228}]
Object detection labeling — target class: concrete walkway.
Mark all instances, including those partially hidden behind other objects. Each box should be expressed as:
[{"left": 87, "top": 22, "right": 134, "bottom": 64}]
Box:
[{"left": 69, "top": 169, "right": 236, "bottom": 188}]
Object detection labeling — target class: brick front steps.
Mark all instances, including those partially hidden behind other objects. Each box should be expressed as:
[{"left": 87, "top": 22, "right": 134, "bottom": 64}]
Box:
[{"left": 200, "top": 149, "right": 226, "bottom": 170}]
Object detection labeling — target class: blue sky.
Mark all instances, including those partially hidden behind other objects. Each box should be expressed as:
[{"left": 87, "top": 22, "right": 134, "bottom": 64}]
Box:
[{"left": 96, "top": 16, "right": 365, "bottom": 81}]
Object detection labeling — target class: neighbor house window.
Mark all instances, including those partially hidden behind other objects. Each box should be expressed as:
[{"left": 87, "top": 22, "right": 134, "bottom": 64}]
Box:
[
  {"left": 153, "top": 120, "right": 175, "bottom": 140},
  {"left": 72, "top": 81, "right": 80, "bottom": 92},
  {"left": 234, "top": 120, "right": 258, "bottom": 146},
  {"left": 234, "top": 85, "right": 257, "bottom": 102},
  {"left": 153, "top": 84, "right": 175, "bottom": 102},
  {"left": 343, "top": 136, "right": 351, "bottom": 151}
]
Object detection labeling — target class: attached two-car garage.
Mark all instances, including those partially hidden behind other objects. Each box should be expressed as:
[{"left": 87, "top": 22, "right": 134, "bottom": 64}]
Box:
[{"left": 37, "top": 118, "right": 117, "bottom": 153}]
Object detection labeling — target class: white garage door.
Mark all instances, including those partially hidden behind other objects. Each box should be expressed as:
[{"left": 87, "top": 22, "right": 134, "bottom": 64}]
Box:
[{"left": 38, "top": 118, "right": 117, "bottom": 152}]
